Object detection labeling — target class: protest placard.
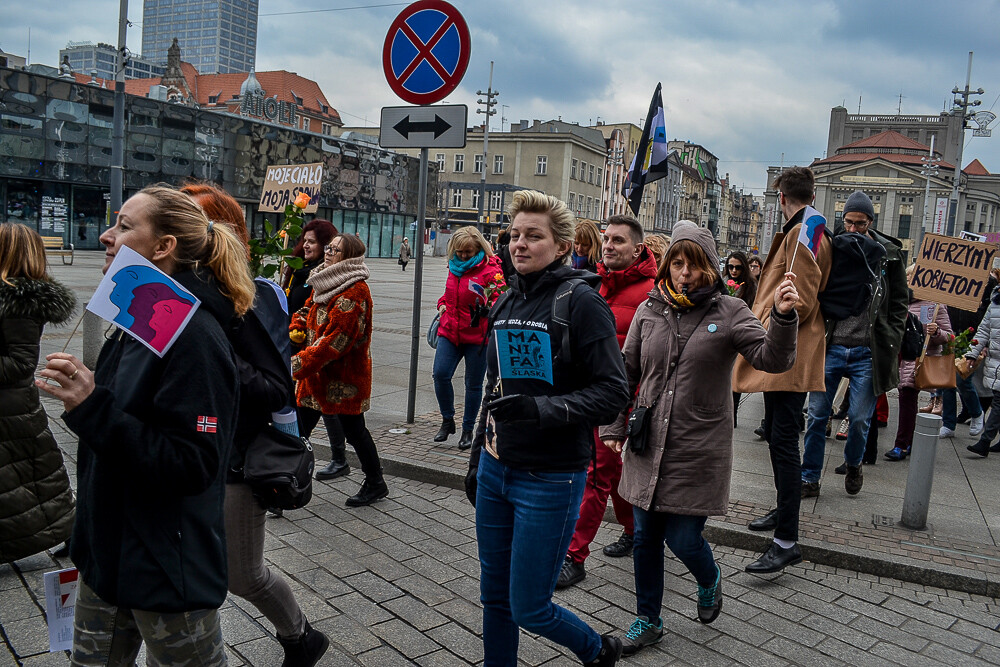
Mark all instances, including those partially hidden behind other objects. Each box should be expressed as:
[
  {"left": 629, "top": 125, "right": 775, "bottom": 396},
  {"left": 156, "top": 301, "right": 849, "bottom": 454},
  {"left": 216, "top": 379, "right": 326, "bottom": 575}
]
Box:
[
  {"left": 259, "top": 163, "right": 323, "bottom": 213},
  {"left": 909, "top": 233, "right": 999, "bottom": 311},
  {"left": 87, "top": 245, "right": 201, "bottom": 357},
  {"left": 44, "top": 567, "right": 78, "bottom": 652}
]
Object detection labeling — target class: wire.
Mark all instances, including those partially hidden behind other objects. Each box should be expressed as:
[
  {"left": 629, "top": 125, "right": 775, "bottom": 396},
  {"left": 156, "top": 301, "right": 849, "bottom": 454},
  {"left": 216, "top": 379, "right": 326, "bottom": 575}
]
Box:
[{"left": 259, "top": 2, "right": 410, "bottom": 17}]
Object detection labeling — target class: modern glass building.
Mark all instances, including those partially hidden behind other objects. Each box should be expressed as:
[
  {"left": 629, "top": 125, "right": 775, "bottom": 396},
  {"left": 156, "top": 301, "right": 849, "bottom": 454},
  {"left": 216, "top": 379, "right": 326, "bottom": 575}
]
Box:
[
  {"left": 60, "top": 43, "right": 165, "bottom": 81},
  {"left": 142, "top": 0, "right": 258, "bottom": 74},
  {"left": 0, "top": 66, "right": 427, "bottom": 258}
]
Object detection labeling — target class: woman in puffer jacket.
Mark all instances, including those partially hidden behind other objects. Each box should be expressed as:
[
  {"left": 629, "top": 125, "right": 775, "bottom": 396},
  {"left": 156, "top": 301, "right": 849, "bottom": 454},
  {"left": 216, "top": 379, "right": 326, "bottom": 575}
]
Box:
[
  {"left": 965, "top": 283, "right": 1000, "bottom": 457},
  {"left": 432, "top": 226, "right": 505, "bottom": 449},
  {"left": 887, "top": 268, "right": 952, "bottom": 461},
  {"left": 0, "top": 223, "right": 76, "bottom": 563}
]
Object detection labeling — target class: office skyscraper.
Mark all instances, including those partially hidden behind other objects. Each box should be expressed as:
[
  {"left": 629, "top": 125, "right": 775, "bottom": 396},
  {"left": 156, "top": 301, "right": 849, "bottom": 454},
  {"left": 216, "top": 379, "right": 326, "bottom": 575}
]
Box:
[{"left": 142, "top": 0, "right": 259, "bottom": 74}]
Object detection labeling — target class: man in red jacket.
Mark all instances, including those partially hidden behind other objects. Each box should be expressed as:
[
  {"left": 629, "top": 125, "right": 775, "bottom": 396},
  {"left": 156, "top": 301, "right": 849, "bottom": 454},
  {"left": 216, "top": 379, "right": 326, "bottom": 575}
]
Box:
[{"left": 558, "top": 214, "right": 658, "bottom": 589}]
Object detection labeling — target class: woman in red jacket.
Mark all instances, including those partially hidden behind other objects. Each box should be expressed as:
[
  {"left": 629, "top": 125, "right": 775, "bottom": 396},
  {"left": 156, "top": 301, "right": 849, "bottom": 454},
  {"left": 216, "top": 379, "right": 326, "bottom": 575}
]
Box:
[
  {"left": 291, "top": 234, "right": 388, "bottom": 507},
  {"left": 434, "top": 226, "right": 505, "bottom": 449}
]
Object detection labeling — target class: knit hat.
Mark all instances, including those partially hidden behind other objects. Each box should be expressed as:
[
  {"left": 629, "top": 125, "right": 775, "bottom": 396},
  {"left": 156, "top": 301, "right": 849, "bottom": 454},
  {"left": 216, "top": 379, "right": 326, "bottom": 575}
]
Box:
[{"left": 843, "top": 190, "right": 875, "bottom": 220}]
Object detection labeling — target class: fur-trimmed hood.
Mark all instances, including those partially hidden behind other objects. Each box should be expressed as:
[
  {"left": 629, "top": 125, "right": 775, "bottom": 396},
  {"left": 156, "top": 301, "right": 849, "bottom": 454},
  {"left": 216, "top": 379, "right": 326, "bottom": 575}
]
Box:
[{"left": 0, "top": 278, "right": 76, "bottom": 324}]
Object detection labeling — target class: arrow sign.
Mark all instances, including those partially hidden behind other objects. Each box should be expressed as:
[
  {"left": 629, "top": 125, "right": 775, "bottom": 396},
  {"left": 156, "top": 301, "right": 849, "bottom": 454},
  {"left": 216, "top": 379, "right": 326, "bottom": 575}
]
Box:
[
  {"left": 379, "top": 104, "right": 467, "bottom": 149},
  {"left": 393, "top": 114, "right": 451, "bottom": 139}
]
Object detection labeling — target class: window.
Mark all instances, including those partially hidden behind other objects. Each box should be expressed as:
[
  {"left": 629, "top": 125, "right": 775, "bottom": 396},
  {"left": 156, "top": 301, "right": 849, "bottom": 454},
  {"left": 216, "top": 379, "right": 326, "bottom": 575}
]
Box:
[
  {"left": 451, "top": 190, "right": 463, "bottom": 207},
  {"left": 536, "top": 155, "right": 547, "bottom": 175},
  {"left": 852, "top": 129, "right": 864, "bottom": 142},
  {"left": 494, "top": 154, "right": 504, "bottom": 174},
  {"left": 898, "top": 214, "right": 911, "bottom": 240},
  {"left": 580, "top": 161, "right": 587, "bottom": 180},
  {"left": 589, "top": 164, "right": 595, "bottom": 184},
  {"left": 597, "top": 167, "right": 603, "bottom": 185},
  {"left": 586, "top": 197, "right": 593, "bottom": 218},
  {"left": 301, "top": 118, "right": 310, "bottom": 131},
  {"left": 474, "top": 154, "right": 484, "bottom": 174},
  {"left": 322, "top": 123, "right": 332, "bottom": 136},
  {"left": 568, "top": 193, "right": 576, "bottom": 211},
  {"left": 436, "top": 153, "right": 446, "bottom": 170},
  {"left": 472, "top": 190, "right": 481, "bottom": 209},
  {"left": 571, "top": 158, "right": 578, "bottom": 179},
  {"left": 454, "top": 154, "right": 465, "bottom": 172},
  {"left": 490, "top": 191, "right": 502, "bottom": 209}
]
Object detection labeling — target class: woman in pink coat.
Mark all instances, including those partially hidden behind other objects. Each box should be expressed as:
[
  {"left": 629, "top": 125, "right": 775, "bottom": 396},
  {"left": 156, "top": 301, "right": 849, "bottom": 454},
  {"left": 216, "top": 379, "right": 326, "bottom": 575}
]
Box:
[
  {"left": 887, "top": 272, "right": 952, "bottom": 461},
  {"left": 433, "top": 226, "right": 505, "bottom": 449}
]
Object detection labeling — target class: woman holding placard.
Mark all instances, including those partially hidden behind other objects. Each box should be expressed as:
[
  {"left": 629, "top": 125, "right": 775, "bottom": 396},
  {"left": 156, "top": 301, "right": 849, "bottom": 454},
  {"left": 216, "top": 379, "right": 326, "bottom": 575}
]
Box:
[{"left": 37, "top": 185, "right": 254, "bottom": 665}]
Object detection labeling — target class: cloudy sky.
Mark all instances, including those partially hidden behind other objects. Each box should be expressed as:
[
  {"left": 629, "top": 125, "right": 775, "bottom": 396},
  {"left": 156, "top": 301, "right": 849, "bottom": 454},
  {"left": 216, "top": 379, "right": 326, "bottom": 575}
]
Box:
[{"left": 4, "top": 0, "right": 1000, "bottom": 193}]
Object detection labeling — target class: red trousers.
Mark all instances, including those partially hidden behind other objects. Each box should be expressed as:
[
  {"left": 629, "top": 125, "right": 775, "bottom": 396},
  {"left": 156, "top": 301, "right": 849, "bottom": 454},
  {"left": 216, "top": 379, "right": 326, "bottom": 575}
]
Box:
[
  {"left": 876, "top": 393, "right": 889, "bottom": 423},
  {"left": 567, "top": 430, "right": 635, "bottom": 563}
]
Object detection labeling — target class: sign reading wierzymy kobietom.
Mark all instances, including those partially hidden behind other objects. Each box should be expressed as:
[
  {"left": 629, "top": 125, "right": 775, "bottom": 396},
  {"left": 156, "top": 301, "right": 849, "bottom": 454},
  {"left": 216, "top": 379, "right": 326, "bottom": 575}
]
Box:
[
  {"left": 259, "top": 163, "right": 323, "bottom": 213},
  {"left": 910, "top": 233, "right": 999, "bottom": 311}
]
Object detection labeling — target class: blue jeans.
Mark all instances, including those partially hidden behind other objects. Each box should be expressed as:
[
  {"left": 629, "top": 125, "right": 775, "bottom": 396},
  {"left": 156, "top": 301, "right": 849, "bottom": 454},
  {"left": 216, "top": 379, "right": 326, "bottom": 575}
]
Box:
[
  {"left": 475, "top": 453, "right": 600, "bottom": 666},
  {"left": 802, "top": 345, "right": 878, "bottom": 483},
  {"left": 942, "top": 372, "right": 983, "bottom": 429},
  {"left": 433, "top": 337, "right": 488, "bottom": 432},
  {"left": 632, "top": 507, "right": 716, "bottom": 620}
]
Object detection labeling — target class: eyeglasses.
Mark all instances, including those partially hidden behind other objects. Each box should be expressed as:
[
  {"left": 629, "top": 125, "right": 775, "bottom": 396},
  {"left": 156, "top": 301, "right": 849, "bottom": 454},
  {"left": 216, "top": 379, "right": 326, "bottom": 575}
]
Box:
[
  {"left": 324, "top": 245, "right": 342, "bottom": 254},
  {"left": 844, "top": 220, "right": 871, "bottom": 231}
]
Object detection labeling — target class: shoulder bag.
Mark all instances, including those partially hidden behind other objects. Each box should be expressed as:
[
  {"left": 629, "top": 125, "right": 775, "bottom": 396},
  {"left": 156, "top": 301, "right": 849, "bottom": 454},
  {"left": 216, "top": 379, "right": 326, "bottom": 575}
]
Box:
[
  {"left": 243, "top": 425, "right": 315, "bottom": 510},
  {"left": 914, "top": 304, "right": 956, "bottom": 390}
]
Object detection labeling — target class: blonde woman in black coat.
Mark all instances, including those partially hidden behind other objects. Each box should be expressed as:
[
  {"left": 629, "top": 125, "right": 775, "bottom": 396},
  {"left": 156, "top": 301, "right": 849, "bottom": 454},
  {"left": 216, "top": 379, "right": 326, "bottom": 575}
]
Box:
[{"left": 0, "top": 223, "right": 76, "bottom": 563}]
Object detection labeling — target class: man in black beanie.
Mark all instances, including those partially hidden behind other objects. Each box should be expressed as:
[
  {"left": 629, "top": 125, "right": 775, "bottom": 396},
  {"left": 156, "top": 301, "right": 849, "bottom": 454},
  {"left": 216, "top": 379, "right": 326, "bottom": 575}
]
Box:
[{"left": 799, "top": 190, "right": 908, "bottom": 498}]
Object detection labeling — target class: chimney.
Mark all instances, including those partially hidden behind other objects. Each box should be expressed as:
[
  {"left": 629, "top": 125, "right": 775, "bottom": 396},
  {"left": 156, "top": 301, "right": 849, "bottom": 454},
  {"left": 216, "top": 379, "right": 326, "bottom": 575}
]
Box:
[{"left": 518, "top": 119, "right": 529, "bottom": 131}]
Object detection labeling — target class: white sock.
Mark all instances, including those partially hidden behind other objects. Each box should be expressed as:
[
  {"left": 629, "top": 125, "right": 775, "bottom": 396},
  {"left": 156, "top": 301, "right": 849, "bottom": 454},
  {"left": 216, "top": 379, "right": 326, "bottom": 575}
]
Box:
[{"left": 774, "top": 538, "right": 795, "bottom": 549}]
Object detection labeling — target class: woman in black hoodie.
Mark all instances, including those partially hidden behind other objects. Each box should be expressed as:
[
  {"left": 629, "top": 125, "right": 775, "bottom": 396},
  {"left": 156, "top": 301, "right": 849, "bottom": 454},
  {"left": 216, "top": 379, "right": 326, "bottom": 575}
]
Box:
[
  {"left": 0, "top": 223, "right": 76, "bottom": 563},
  {"left": 37, "top": 185, "right": 255, "bottom": 666},
  {"left": 466, "top": 190, "right": 630, "bottom": 667}
]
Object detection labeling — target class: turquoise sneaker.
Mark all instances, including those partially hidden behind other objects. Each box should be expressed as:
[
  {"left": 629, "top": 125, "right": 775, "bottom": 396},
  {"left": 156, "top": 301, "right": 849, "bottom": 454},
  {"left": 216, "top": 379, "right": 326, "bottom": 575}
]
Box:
[
  {"left": 621, "top": 615, "right": 663, "bottom": 656},
  {"left": 697, "top": 565, "right": 723, "bottom": 624}
]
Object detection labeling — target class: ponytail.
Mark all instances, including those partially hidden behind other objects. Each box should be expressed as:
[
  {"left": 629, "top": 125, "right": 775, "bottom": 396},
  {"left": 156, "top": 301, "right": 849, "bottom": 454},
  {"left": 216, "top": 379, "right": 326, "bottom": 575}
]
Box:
[{"left": 205, "top": 222, "right": 256, "bottom": 315}]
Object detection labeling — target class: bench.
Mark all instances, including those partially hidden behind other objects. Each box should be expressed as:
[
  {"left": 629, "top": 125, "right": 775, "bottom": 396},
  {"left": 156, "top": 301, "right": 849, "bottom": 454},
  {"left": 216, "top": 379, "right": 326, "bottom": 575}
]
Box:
[{"left": 42, "top": 236, "right": 74, "bottom": 265}]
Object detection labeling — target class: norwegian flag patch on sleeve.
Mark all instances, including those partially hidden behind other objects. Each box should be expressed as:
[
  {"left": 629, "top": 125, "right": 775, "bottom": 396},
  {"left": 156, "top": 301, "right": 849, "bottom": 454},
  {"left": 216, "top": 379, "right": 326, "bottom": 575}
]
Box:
[{"left": 196, "top": 416, "right": 218, "bottom": 433}]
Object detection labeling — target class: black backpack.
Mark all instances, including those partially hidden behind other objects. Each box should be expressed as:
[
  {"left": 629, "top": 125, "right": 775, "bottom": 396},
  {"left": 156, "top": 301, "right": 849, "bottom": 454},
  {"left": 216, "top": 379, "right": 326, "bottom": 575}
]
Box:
[
  {"left": 243, "top": 426, "right": 315, "bottom": 510},
  {"left": 818, "top": 231, "right": 886, "bottom": 320},
  {"left": 900, "top": 311, "right": 925, "bottom": 361}
]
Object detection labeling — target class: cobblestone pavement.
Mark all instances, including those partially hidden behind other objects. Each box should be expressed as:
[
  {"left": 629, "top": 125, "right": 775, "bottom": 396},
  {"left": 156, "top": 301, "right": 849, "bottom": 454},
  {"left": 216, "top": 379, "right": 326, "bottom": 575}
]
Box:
[{"left": 4, "top": 472, "right": 1000, "bottom": 666}]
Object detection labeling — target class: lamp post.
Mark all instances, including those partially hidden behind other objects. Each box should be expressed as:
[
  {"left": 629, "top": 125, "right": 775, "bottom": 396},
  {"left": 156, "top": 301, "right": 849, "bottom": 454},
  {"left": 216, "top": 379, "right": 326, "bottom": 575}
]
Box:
[
  {"left": 947, "top": 52, "right": 984, "bottom": 235},
  {"left": 604, "top": 144, "right": 623, "bottom": 219},
  {"left": 476, "top": 61, "right": 498, "bottom": 233},
  {"left": 919, "top": 135, "right": 940, "bottom": 251}
]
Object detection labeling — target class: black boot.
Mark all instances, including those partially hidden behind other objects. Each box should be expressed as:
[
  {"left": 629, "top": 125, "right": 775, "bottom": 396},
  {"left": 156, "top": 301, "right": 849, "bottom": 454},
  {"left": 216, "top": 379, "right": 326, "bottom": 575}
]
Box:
[
  {"left": 584, "top": 634, "right": 623, "bottom": 666},
  {"left": 346, "top": 475, "right": 389, "bottom": 507},
  {"left": 434, "top": 418, "right": 456, "bottom": 442},
  {"left": 277, "top": 621, "right": 330, "bottom": 667},
  {"left": 457, "top": 429, "right": 473, "bottom": 450},
  {"left": 316, "top": 438, "right": 350, "bottom": 480}
]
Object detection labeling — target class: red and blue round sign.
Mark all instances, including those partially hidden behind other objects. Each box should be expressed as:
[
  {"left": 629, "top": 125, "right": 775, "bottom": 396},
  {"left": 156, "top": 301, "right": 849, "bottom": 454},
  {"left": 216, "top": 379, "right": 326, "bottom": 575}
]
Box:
[{"left": 382, "top": 0, "right": 471, "bottom": 105}]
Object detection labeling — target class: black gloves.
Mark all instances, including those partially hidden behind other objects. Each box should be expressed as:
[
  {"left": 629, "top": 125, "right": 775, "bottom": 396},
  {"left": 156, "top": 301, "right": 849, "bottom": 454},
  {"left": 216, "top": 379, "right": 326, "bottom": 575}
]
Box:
[
  {"left": 485, "top": 394, "right": 539, "bottom": 423},
  {"left": 464, "top": 467, "right": 477, "bottom": 507}
]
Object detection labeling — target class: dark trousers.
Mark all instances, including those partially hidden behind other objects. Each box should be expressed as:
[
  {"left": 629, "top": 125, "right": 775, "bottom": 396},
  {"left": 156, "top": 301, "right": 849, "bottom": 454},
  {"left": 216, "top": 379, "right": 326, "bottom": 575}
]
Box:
[
  {"left": 893, "top": 387, "right": 919, "bottom": 451},
  {"left": 299, "top": 407, "right": 383, "bottom": 480},
  {"left": 762, "top": 391, "right": 805, "bottom": 542}
]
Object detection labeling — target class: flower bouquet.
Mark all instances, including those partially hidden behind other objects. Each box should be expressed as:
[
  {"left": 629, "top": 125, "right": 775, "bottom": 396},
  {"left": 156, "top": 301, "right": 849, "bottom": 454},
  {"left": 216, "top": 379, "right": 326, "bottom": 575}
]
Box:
[
  {"left": 249, "top": 192, "right": 309, "bottom": 280},
  {"left": 725, "top": 279, "right": 740, "bottom": 297},
  {"left": 947, "top": 327, "right": 984, "bottom": 379}
]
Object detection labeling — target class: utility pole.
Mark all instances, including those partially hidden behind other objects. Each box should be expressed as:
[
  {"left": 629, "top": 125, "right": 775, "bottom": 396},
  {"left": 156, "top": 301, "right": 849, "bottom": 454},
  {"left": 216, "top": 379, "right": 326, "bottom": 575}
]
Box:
[
  {"left": 603, "top": 143, "right": 623, "bottom": 220},
  {"left": 476, "top": 62, "right": 498, "bottom": 234},
  {"left": 919, "top": 135, "right": 940, "bottom": 252},
  {"left": 947, "top": 51, "right": 984, "bottom": 235},
  {"left": 110, "top": 0, "right": 129, "bottom": 218}
]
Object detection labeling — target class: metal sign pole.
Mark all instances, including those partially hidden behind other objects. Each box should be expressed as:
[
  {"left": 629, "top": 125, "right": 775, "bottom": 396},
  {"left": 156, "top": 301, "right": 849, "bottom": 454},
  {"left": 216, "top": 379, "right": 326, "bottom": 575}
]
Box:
[
  {"left": 406, "top": 147, "right": 429, "bottom": 423},
  {"left": 110, "top": 0, "right": 128, "bottom": 216}
]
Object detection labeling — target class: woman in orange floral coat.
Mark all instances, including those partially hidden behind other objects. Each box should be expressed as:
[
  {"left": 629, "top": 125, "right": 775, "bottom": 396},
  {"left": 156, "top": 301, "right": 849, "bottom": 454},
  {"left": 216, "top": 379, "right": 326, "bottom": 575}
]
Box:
[{"left": 290, "top": 233, "right": 387, "bottom": 506}]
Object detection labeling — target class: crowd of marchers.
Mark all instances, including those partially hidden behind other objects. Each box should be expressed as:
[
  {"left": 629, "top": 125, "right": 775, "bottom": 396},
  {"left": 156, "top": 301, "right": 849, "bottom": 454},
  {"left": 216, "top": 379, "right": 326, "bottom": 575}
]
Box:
[{"left": 4, "top": 165, "right": 1000, "bottom": 666}]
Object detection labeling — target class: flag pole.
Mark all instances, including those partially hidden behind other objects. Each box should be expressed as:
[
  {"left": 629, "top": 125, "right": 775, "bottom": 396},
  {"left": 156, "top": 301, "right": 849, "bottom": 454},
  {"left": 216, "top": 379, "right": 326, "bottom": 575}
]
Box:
[{"left": 787, "top": 238, "right": 800, "bottom": 275}]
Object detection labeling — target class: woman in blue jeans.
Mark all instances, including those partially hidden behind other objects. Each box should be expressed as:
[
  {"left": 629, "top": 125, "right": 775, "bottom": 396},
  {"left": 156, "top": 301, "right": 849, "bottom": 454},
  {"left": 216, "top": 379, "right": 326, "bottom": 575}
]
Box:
[
  {"left": 433, "top": 226, "right": 504, "bottom": 449},
  {"left": 600, "top": 222, "right": 799, "bottom": 655},
  {"left": 465, "top": 190, "right": 630, "bottom": 666}
]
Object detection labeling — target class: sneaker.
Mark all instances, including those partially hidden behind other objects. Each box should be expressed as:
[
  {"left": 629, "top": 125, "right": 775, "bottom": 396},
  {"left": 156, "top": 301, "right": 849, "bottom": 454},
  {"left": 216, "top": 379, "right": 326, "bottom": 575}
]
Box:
[
  {"left": 801, "top": 481, "right": 820, "bottom": 498},
  {"left": 884, "top": 446, "right": 909, "bottom": 461},
  {"left": 602, "top": 531, "right": 634, "bottom": 558},
  {"left": 835, "top": 418, "right": 849, "bottom": 440},
  {"left": 621, "top": 616, "right": 663, "bottom": 656},
  {"left": 556, "top": 555, "right": 586, "bottom": 589},
  {"left": 697, "top": 566, "right": 723, "bottom": 624},
  {"left": 970, "top": 413, "right": 985, "bottom": 437},
  {"left": 939, "top": 426, "right": 956, "bottom": 438},
  {"left": 845, "top": 464, "right": 863, "bottom": 495},
  {"left": 585, "top": 634, "right": 624, "bottom": 666}
]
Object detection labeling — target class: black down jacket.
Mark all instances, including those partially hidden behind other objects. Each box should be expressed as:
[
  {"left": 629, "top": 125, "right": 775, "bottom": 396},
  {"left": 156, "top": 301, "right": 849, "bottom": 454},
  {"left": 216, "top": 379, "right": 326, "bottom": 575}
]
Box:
[{"left": 0, "top": 277, "right": 76, "bottom": 563}]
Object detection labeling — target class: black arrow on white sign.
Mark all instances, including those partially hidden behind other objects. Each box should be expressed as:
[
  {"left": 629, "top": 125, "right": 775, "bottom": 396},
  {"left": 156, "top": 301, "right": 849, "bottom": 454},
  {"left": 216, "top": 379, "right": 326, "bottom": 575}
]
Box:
[{"left": 393, "top": 114, "right": 452, "bottom": 139}]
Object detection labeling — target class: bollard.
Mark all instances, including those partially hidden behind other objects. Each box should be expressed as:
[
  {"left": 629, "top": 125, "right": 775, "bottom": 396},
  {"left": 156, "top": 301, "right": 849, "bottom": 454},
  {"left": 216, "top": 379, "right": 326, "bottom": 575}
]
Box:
[{"left": 900, "top": 412, "right": 941, "bottom": 530}]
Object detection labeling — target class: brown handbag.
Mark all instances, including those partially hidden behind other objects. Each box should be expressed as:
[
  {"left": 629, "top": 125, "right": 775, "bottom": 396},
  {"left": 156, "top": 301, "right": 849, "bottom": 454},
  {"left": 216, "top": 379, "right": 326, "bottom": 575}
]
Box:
[{"left": 914, "top": 304, "right": 956, "bottom": 390}]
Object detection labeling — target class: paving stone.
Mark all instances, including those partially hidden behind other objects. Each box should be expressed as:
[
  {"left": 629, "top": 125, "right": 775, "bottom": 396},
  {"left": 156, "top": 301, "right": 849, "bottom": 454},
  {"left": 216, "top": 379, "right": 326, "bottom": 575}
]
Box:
[
  {"left": 707, "top": 634, "right": 790, "bottom": 667},
  {"left": 425, "top": 621, "right": 485, "bottom": 662},
  {"left": 920, "top": 642, "right": 995, "bottom": 666},
  {"left": 814, "top": 636, "right": 896, "bottom": 666},
  {"left": 415, "top": 649, "right": 470, "bottom": 667},
  {"left": 382, "top": 595, "right": 449, "bottom": 631},
  {"left": 760, "top": 636, "right": 847, "bottom": 667},
  {"left": 901, "top": 618, "right": 981, "bottom": 653},
  {"left": 343, "top": 572, "right": 404, "bottom": 603},
  {"left": 357, "top": 645, "right": 412, "bottom": 666},
  {"left": 370, "top": 618, "right": 440, "bottom": 658},
  {"left": 882, "top": 595, "right": 959, "bottom": 629}
]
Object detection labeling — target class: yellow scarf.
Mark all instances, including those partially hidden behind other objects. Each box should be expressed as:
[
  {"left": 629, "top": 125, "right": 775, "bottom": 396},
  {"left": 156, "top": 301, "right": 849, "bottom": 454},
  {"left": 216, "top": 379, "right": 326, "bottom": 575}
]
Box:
[{"left": 658, "top": 279, "right": 696, "bottom": 309}]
